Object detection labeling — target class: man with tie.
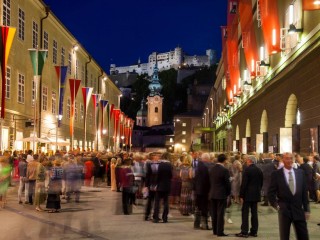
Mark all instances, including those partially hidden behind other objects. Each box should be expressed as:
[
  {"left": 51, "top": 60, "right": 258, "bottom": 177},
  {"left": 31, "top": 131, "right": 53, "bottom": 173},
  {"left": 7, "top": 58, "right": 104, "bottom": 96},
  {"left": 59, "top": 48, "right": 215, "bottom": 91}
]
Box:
[
  {"left": 268, "top": 152, "right": 310, "bottom": 240},
  {"left": 209, "top": 153, "right": 231, "bottom": 237}
]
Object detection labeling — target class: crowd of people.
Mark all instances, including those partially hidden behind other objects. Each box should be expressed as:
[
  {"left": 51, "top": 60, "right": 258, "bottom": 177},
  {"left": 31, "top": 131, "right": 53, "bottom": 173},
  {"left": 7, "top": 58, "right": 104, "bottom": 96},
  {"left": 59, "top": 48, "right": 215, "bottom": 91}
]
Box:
[{"left": 0, "top": 149, "right": 320, "bottom": 239}]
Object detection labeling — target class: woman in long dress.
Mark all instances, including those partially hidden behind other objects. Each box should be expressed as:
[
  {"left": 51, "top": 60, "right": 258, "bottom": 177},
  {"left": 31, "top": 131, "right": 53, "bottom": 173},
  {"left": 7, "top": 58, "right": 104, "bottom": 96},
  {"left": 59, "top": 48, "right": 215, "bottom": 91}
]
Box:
[
  {"left": 179, "top": 155, "right": 193, "bottom": 216},
  {"left": 231, "top": 155, "right": 243, "bottom": 204},
  {"left": 110, "top": 158, "right": 117, "bottom": 191},
  {"left": 46, "top": 160, "right": 63, "bottom": 212}
]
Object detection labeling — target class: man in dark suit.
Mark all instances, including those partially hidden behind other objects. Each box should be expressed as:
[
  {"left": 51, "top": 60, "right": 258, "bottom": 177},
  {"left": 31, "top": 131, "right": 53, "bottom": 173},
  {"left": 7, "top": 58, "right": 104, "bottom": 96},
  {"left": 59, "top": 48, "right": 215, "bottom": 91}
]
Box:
[
  {"left": 153, "top": 155, "right": 172, "bottom": 223},
  {"left": 236, "top": 155, "right": 263, "bottom": 238},
  {"left": 268, "top": 152, "right": 310, "bottom": 240},
  {"left": 209, "top": 154, "right": 231, "bottom": 237},
  {"left": 144, "top": 152, "right": 160, "bottom": 221},
  {"left": 193, "top": 152, "right": 213, "bottom": 230}
]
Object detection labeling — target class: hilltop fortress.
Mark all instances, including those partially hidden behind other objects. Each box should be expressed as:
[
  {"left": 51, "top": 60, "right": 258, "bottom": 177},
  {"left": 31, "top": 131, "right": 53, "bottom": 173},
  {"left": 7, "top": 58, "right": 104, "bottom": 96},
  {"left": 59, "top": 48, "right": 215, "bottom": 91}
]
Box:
[{"left": 110, "top": 47, "right": 216, "bottom": 76}]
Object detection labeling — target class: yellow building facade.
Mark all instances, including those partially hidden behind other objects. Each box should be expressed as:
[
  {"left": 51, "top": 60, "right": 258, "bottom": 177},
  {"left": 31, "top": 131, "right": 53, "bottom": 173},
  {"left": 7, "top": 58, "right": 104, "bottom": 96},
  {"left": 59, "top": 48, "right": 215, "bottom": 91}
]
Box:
[{"left": 0, "top": 0, "right": 121, "bottom": 152}]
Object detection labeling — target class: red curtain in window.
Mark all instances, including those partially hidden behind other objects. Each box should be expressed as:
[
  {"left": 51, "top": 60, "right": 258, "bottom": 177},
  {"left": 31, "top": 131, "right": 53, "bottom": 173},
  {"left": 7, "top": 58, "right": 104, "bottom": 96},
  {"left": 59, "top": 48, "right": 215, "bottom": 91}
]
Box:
[
  {"left": 259, "top": 0, "right": 281, "bottom": 54},
  {"left": 239, "top": 0, "right": 259, "bottom": 76},
  {"left": 303, "top": 0, "right": 320, "bottom": 10}
]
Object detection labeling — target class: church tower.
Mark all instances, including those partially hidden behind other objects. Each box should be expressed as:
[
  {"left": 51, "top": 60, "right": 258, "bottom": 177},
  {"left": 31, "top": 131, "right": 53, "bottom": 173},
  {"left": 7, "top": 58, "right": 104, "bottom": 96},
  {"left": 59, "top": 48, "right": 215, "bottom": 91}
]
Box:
[
  {"left": 136, "top": 98, "right": 147, "bottom": 126},
  {"left": 147, "top": 61, "right": 163, "bottom": 127}
]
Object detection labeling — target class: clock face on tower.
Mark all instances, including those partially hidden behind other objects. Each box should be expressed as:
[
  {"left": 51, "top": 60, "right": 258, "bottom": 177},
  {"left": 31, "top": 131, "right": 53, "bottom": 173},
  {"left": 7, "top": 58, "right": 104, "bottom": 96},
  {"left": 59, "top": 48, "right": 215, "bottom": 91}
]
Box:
[{"left": 154, "top": 96, "right": 159, "bottom": 102}]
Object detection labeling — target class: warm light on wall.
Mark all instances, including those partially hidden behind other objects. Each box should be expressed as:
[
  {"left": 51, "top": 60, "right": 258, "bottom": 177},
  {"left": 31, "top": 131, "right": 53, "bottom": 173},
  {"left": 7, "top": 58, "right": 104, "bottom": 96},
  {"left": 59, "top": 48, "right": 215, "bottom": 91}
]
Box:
[
  {"left": 314, "top": 1, "right": 320, "bottom": 5},
  {"left": 289, "top": 4, "right": 294, "bottom": 25},
  {"left": 272, "top": 29, "right": 276, "bottom": 46},
  {"left": 260, "top": 46, "right": 265, "bottom": 61},
  {"left": 233, "top": 84, "right": 237, "bottom": 94}
]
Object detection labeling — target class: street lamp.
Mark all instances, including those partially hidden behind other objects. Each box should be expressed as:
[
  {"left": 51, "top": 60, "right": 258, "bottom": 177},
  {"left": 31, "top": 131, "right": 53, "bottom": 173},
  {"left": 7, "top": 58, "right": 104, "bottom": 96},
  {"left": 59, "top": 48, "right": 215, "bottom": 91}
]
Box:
[
  {"left": 121, "top": 135, "right": 125, "bottom": 150},
  {"left": 206, "top": 107, "right": 210, "bottom": 127},
  {"left": 56, "top": 114, "right": 63, "bottom": 152}
]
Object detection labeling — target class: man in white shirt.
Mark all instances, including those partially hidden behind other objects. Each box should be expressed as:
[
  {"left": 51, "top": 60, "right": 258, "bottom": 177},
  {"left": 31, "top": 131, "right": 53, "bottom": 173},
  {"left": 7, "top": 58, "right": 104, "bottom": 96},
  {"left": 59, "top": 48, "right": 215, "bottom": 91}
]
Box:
[{"left": 268, "top": 152, "right": 310, "bottom": 240}]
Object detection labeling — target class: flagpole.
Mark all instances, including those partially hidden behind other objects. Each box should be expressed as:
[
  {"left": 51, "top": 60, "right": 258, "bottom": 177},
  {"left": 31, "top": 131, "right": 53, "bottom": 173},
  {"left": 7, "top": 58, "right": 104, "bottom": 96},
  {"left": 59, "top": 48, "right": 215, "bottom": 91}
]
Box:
[
  {"left": 84, "top": 107, "right": 87, "bottom": 151},
  {"left": 107, "top": 105, "right": 110, "bottom": 151},
  {"left": 72, "top": 79, "right": 75, "bottom": 151},
  {"left": 33, "top": 48, "right": 39, "bottom": 153}
]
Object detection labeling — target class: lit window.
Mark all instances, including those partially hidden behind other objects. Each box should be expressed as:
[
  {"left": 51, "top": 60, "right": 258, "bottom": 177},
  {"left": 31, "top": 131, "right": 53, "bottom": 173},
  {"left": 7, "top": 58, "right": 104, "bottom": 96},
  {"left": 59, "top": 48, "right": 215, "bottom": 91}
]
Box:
[
  {"left": 81, "top": 65, "right": 85, "bottom": 81},
  {"left": 32, "top": 21, "right": 38, "bottom": 48},
  {"left": 182, "top": 123, "right": 186, "bottom": 127},
  {"left": 18, "top": 8, "right": 25, "bottom": 40},
  {"left": 5, "top": 67, "right": 10, "bottom": 99},
  {"left": 182, "top": 131, "right": 186, "bottom": 135},
  {"left": 18, "top": 73, "right": 25, "bottom": 103},
  {"left": 32, "top": 79, "right": 35, "bottom": 107},
  {"left": 42, "top": 86, "right": 48, "bottom": 111},
  {"left": 67, "top": 98, "right": 71, "bottom": 119},
  {"left": 61, "top": 47, "right": 65, "bottom": 65},
  {"left": 182, "top": 147, "right": 186, "bottom": 151},
  {"left": 170, "top": 138, "right": 173, "bottom": 143},
  {"left": 3, "top": 0, "right": 11, "bottom": 26},
  {"left": 53, "top": 39, "right": 58, "bottom": 64},
  {"left": 75, "top": 102, "right": 78, "bottom": 121},
  {"left": 182, "top": 139, "right": 186, "bottom": 143},
  {"left": 68, "top": 53, "right": 72, "bottom": 74},
  {"left": 80, "top": 104, "right": 84, "bottom": 120},
  {"left": 43, "top": 31, "right": 49, "bottom": 51},
  {"left": 75, "top": 60, "right": 79, "bottom": 78},
  {"left": 51, "top": 91, "right": 56, "bottom": 115}
]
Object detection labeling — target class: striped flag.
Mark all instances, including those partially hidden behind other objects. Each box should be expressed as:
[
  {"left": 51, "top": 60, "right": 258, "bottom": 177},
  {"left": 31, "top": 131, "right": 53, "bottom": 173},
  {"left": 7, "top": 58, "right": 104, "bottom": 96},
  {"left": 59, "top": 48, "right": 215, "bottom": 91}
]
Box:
[
  {"left": 0, "top": 26, "right": 16, "bottom": 118},
  {"left": 69, "top": 79, "right": 81, "bottom": 136},
  {"left": 55, "top": 66, "right": 68, "bottom": 126}
]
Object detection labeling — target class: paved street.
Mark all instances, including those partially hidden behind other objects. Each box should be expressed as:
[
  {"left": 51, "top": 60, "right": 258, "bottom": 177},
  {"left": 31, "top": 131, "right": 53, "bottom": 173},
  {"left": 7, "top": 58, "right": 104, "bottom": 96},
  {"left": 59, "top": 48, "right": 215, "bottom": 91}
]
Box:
[{"left": 1, "top": 183, "right": 320, "bottom": 240}]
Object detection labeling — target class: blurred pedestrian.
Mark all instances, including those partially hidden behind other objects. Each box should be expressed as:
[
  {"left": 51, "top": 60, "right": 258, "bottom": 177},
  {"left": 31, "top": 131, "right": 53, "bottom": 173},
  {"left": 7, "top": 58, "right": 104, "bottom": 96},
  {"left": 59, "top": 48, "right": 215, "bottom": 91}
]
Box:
[
  {"left": 0, "top": 156, "right": 12, "bottom": 208},
  {"left": 47, "top": 160, "right": 63, "bottom": 213}
]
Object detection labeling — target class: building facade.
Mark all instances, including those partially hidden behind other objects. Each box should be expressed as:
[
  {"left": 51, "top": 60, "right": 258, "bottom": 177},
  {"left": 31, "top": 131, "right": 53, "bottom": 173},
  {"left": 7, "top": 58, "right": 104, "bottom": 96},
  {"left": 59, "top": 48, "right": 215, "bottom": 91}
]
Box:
[
  {"left": 200, "top": 0, "right": 320, "bottom": 155},
  {"left": 0, "top": 0, "right": 121, "bottom": 152},
  {"left": 110, "top": 47, "right": 216, "bottom": 76}
]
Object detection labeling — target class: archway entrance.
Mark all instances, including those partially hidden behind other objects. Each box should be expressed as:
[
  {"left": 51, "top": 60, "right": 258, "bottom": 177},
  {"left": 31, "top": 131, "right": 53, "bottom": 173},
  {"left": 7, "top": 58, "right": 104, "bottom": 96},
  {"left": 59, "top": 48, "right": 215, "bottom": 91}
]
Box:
[
  {"left": 280, "top": 94, "right": 299, "bottom": 153},
  {"left": 257, "top": 110, "right": 268, "bottom": 153}
]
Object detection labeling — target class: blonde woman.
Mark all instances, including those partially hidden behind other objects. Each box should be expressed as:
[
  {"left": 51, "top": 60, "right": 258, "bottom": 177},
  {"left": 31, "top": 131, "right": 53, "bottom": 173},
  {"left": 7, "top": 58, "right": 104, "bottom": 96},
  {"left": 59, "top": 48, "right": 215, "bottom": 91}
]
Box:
[
  {"left": 179, "top": 154, "right": 193, "bottom": 215},
  {"left": 110, "top": 158, "right": 117, "bottom": 191},
  {"left": 34, "top": 155, "right": 46, "bottom": 212},
  {"left": 0, "top": 156, "right": 12, "bottom": 208}
]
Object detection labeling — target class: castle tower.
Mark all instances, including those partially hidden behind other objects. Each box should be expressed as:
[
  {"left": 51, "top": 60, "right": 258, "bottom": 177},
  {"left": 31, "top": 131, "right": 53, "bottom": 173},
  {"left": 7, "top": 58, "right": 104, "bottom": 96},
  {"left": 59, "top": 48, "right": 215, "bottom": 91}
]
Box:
[
  {"left": 147, "top": 61, "right": 163, "bottom": 127},
  {"left": 136, "top": 98, "right": 147, "bottom": 126}
]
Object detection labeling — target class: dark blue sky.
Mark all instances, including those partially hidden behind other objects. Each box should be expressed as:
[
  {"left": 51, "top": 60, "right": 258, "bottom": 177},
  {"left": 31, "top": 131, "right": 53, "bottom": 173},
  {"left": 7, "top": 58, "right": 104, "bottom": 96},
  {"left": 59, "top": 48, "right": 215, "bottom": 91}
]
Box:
[{"left": 43, "top": 0, "right": 227, "bottom": 72}]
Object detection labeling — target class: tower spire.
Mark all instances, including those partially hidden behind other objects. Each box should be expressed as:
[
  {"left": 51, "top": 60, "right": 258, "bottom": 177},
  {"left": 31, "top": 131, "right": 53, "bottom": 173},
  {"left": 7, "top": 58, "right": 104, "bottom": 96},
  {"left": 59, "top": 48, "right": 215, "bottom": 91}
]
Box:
[{"left": 148, "top": 53, "right": 162, "bottom": 96}]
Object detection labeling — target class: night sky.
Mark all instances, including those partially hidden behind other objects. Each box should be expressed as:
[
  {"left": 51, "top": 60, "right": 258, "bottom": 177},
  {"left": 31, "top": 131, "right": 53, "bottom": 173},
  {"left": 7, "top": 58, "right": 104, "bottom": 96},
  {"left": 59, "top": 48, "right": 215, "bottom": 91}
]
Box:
[{"left": 43, "top": 0, "right": 227, "bottom": 73}]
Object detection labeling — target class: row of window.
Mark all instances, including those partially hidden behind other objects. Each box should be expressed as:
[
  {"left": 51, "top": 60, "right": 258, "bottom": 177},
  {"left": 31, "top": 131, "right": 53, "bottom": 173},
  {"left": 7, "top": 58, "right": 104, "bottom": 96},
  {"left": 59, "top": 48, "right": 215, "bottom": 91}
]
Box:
[
  {"left": 5, "top": 66, "right": 95, "bottom": 124},
  {"left": 2, "top": 0, "right": 97, "bottom": 87}
]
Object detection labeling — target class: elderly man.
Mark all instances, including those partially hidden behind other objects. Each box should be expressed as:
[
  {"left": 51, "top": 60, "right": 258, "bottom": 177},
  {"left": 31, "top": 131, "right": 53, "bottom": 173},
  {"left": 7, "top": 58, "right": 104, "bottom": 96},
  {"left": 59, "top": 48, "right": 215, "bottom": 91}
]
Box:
[
  {"left": 209, "top": 154, "right": 231, "bottom": 237},
  {"left": 236, "top": 155, "right": 263, "bottom": 238},
  {"left": 193, "top": 152, "right": 213, "bottom": 230},
  {"left": 268, "top": 152, "right": 310, "bottom": 240}
]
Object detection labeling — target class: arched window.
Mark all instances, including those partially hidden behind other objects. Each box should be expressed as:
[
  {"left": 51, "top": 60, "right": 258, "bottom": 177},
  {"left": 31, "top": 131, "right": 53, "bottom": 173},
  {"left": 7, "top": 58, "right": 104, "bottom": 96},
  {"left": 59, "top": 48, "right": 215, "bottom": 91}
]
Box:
[{"left": 155, "top": 107, "right": 158, "bottom": 113}]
